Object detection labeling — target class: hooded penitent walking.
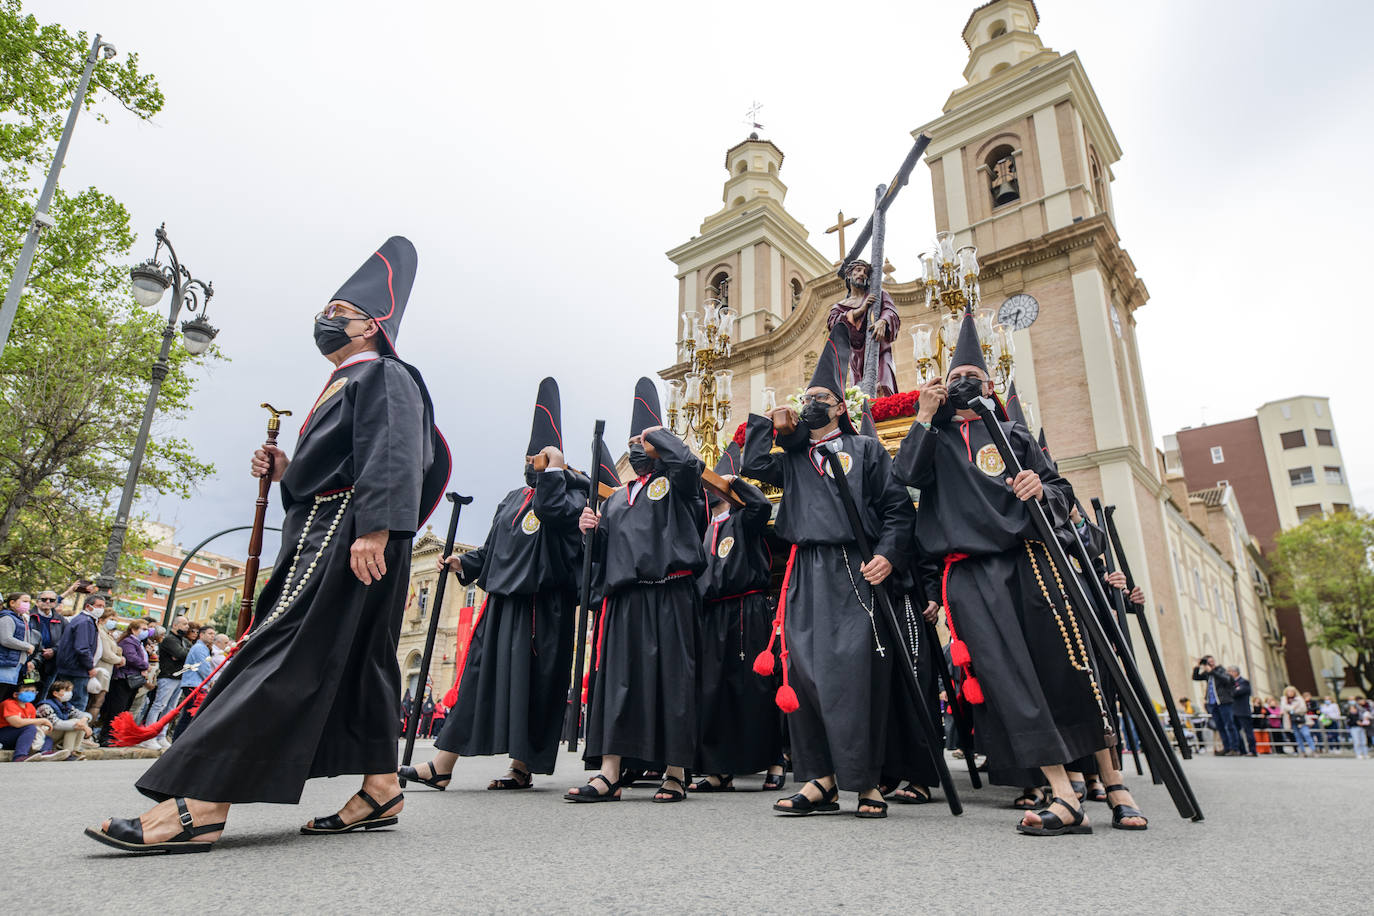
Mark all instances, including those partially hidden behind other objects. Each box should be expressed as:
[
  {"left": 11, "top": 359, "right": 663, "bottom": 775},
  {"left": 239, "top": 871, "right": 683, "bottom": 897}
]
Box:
[
  {"left": 566, "top": 378, "right": 707, "bottom": 804},
  {"left": 87, "top": 236, "right": 449, "bottom": 854},
  {"left": 691, "top": 442, "right": 782, "bottom": 791},
  {"left": 743, "top": 325, "right": 916, "bottom": 819},
  {"left": 401, "top": 378, "right": 585, "bottom": 791}
]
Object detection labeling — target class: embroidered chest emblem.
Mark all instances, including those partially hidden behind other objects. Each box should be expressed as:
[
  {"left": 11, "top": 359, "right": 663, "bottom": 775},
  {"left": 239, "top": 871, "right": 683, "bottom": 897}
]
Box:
[
  {"left": 520, "top": 510, "right": 541, "bottom": 535},
  {"left": 647, "top": 477, "right": 670, "bottom": 501},
  {"left": 1069, "top": 555, "right": 1084, "bottom": 574},
  {"left": 975, "top": 443, "right": 1005, "bottom": 477},
  {"left": 312, "top": 377, "right": 348, "bottom": 414},
  {"left": 717, "top": 535, "right": 735, "bottom": 558},
  {"left": 823, "top": 451, "right": 853, "bottom": 477}
]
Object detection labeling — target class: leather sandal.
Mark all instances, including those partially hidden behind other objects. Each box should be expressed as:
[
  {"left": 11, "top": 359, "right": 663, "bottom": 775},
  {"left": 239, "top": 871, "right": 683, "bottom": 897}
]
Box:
[
  {"left": 1070, "top": 778, "right": 1087, "bottom": 801},
  {"left": 773, "top": 778, "right": 840, "bottom": 816},
  {"left": 1105, "top": 783, "right": 1149, "bottom": 830},
  {"left": 653, "top": 774, "right": 688, "bottom": 803},
  {"left": 856, "top": 794, "right": 889, "bottom": 819},
  {"left": 301, "top": 790, "right": 402, "bottom": 834},
  {"left": 888, "top": 783, "right": 931, "bottom": 805},
  {"left": 398, "top": 762, "right": 451, "bottom": 791},
  {"left": 689, "top": 774, "right": 734, "bottom": 792},
  {"left": 487, "top": 766, "right": 533, "bottom": 790},
  {"left": 762, "top": 770, "right": 787, "bottom": 791},
  {"left": 1010, "top": 789, "right": 1044, "bottom": 810},
  {"left": 1016, "top": 796, "right": 1092, "bottom": 836},
  {"left": 1086, "top": 781, "right": 1108, "bottom": 803},
  {"left": 564, "top": 773, "right": 621, "bottom": 802},
  {"left": 85, "top": 797, "right": 224, "bottom": 855}
]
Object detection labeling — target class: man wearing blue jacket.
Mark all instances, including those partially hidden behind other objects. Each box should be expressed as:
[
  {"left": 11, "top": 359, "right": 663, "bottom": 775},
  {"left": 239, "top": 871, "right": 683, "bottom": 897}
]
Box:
[{"left": 54, "top": 594, "right": 104, "bottom": 712}]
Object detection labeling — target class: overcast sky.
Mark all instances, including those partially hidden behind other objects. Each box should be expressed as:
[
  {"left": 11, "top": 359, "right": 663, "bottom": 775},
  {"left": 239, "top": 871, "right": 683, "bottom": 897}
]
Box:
[{"left": 25, "top": 0, "right": 1374, "bottom": 558}]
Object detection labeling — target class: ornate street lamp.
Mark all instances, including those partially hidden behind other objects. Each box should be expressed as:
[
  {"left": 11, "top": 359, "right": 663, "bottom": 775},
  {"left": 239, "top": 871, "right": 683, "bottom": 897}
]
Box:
[
  {"left": 666, "top": 299, "right": 735, "bottom": 470},
  {"left": 95, "top": 224, "right": 220, "bottom": 596}
]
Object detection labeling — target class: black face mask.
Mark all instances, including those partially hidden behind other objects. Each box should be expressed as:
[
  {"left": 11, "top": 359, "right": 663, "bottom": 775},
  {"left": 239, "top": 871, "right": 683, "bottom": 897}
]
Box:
[
  {"left": 628, "top": 443, "right": 653, "bottom": 475},
  {"left": 524, "top": 466, "right": 539, "bottom": 488},
  {"left": 801, "top": 400, "right": 835, "bottom": 430},
  {"left": 314, "top": 316, "right": 362, "bottom": 355},
  {"left": 946, "top": 376, "right": 986, "bottom": 410}
]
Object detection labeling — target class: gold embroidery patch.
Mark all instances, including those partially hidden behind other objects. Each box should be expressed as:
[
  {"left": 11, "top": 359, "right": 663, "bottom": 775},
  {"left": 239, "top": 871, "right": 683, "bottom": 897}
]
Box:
[
  {"left": 520, "top": 510, "right": 541, "bottom": 534},
  {"left": 975, "top": 443, "right": 1006, "bottom": 477},
  {"left": 717, "top": 535, "right": 735, "bottom": 558},
  {"left": 824, "top": 451, "right": 853, "bottom": 477},
  {"left": 1070, "top": 555, "right": 1083, "bottom": 574},
  {"left": 648, "top": 476, "right": 670, "bottom": 501},
  {"left": 312, "top": 377, "right": 348, "bottom": 414}
]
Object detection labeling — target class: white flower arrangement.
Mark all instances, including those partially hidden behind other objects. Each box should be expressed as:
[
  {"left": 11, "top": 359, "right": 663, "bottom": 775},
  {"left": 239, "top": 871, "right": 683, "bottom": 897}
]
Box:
[{"left": 787, "top": 385, "right": 866, "bottom": 430}]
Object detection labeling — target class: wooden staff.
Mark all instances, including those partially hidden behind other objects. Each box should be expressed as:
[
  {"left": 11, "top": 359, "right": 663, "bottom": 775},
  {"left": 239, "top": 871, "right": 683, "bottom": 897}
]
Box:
[{"left": 235, "top": 403, "right": 291, "bottom": 639}]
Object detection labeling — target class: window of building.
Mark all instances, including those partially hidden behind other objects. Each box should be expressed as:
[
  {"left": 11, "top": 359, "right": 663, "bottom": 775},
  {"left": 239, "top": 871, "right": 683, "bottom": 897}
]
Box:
[
  {"left": 1212, "top": 585, "right": 1224, "bottom": 623},
  {"left": 985, "top": 144, "right": 1019, "bottom": 208},
  {"left": 1324, "top": 465, "right": 1344, "bottom": 485},
  {"left": 1171, "top": 551, "right": 1182, "bottom": 587},
  {"left": 1334, "top": 503, "right": 1351, "bottom": 514},
  {"left": 1280, "top": 404, "right": 1292, "bottom": 419},
  {"left": 1315, "top": 428, "right": 1334, "bottom": 446},
  {"left": 790, "top": 278, "right": 803, "bottom": 313},
  {"left": 708, "top": 272, "right": 730, "bottom": 309},
  {"left": 1216, "top": 479, "right": 1228, "bottom": 488},
  {"left": 1314, "top": 401, "right": 1324, "bottom": 417},
  {"left": 1295, "top": 504, "right": 1323, "bottom": 522},
  {"left": 465, "top": 586, "right": 478, "bottom": 607},
  {"left": 418, "top": 584, "right": 430, "bottom": 620},
  {"left": 1279, "top": 430, "right": 1306, "bottom": 449},
  {"left": 1210, "top": 446, "right": 1224, "bottom": 464},
  {"left": 1288, "top": 466, "right": 1314, "bottom": 486},
  {"left": 1193, "top": 569, "right": 1205, "bottom": 606}
]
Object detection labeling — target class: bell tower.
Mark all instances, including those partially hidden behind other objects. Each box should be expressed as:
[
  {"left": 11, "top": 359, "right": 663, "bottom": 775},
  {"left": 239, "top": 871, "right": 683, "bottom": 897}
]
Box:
[
  {"left": 666, "top": 134, "right": 831, "bottom": 346},
  {"left": 918, "top": 1, "right": 1190, "bottom": 690}
]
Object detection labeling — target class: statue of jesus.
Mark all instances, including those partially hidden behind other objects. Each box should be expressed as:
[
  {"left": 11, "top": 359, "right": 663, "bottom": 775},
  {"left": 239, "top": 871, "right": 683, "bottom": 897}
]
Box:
[{"left": 826, "top": 260, "right": 900, "bottom": 398}]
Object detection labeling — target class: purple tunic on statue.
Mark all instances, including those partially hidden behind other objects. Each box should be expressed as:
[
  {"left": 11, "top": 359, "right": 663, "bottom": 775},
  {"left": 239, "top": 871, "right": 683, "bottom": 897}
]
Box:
[{"left": 827, "top": 290, "right": 900, "bottom": 395}]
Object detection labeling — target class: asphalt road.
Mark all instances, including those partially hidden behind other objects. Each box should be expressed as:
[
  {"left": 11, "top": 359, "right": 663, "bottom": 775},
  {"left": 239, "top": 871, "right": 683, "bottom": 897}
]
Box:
[{"left": 13, "top": 742, "right": 1366, "bottom": 914}]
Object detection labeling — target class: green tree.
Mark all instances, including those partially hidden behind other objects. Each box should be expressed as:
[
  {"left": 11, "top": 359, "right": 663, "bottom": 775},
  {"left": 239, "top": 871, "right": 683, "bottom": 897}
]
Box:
[
  {"left": 1271, "top": 510, "right": 1374, "bottom": 695},
  {"left": 0, "top": 1, "right": 216, "bottom": 589}
]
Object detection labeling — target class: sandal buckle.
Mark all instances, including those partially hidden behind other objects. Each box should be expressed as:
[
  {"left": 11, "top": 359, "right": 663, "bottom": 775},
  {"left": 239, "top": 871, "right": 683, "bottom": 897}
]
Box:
[{"left": 178, "top": 809, "right": 195, "bottom": 829}]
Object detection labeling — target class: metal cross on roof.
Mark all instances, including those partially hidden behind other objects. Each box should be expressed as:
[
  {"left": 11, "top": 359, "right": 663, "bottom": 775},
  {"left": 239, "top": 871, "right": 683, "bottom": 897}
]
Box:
[{"left": 744, "top": 100, "right": 764, "bottom": 131}]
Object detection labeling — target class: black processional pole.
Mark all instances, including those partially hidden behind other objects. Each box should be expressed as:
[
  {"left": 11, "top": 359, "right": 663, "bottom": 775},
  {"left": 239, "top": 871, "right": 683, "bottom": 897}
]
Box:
[
  {"left": 400, "top": 491, "right": 472, "bottom": 785},
  {"left": 908, "top": 574, "right": 981, "bottom": 789},
  {"left": 564, "top": 420, "right": 606, "bottom": 751},
  {"left": 1099, "top": 502, "right": 1193, "bottom": 760},
  {"left": 822, "top": 449, "right": 962, "bottom": 816},
  {"left": 968, "top": 398, "right": 1202, "bottom": 820}
]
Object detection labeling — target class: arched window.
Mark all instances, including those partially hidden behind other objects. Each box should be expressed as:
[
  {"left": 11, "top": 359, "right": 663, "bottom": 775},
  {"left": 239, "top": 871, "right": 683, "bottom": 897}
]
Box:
[
  {"left": 789, "top": 278, "right": 803, "bottom": 313},
  {"left": 985, "top": 144, "right": 1019, "bottom": 207},
  {"left": 988, "top": 20, "right": 1007, "bottom": 39},
  {"left": 731, "top": 196, "right": 745, "bottom": 207},
  {"left": 709, "top": 272, "right": 731, "bottom": 309},
  {"left": 1090, "top": 150, "right": 1107, "bottom": 214},
  {"left": 735, "top": 160, "right": 748, "bottom": 175}
]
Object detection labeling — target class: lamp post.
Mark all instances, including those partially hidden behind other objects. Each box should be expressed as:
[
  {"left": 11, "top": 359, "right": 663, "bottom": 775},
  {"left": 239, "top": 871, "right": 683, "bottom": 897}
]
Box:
[
  {"left": 0, "top": 33, "right": 117, "bottom": 360},
  {"left": 95, "top": 224, "right": 219, "bottom": 596},
  {"left": 666, "top": 299, "right": 735, "bottom": 470}
]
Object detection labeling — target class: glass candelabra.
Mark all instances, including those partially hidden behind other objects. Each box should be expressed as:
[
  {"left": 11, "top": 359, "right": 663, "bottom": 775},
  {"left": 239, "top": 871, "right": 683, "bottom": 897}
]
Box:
[
  {"left": 667, "top": 299, "right": 735, "bottom": 470},
  {"left": 911, "top": 231, "right": 1015, "bottom": 394}
]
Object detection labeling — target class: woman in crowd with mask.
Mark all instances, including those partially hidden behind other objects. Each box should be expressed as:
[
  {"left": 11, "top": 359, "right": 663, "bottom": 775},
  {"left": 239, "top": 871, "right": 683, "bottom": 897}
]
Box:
[
  {"left": 0, "top": 592, "right": 37, "bottom": 690},
  {"left": 85, "top": 607, "right": 126, "bottom": 730},
  {"left": 99, "top": 619, "right": 150, "bottom": 747},
  {"left": 568, "top": 377, "right": 708, "bottom": 804}
]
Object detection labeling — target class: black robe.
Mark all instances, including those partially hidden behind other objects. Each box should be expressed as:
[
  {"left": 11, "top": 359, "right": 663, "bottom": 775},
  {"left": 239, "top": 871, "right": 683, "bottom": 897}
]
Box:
[
  {"left": 435, "top": 469, "right": 583, "bottom": 774},
  {"left": 584, "top": 429, "right": 707, "bottom": 769},
  {"left": 695, "top": 477, "right": 782, "bottom": 775},
  {"left": 894, "top": 415, "right": 1108, "bottom": 786},
  {"left": 742, "top": 415, "right": 916, "bottom": 792},
  {"left": 137, "top": 354, "right": 446, "bottom": 804}
]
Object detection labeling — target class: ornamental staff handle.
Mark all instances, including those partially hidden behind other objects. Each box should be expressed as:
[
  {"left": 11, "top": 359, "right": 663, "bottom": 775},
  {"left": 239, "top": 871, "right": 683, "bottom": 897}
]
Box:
[
  {"left": 564, "top": 420, "right": 607, "bottom": 751},
  {"left": 400, "top": 491, "right": 472, "bottom": 783},
  {"left": 969, "top": 397, "right": 1202, "bottom": 821},
  {"left": 235, "top": 404, "right": 292, "bottom": 639}
]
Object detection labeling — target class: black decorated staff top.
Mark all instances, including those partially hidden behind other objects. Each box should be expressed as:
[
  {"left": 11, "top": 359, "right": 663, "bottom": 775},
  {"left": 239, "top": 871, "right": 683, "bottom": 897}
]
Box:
[
  {"left": 456, "top": 469, "right": 584, "bottom": 597},
  {"left": 697, "top": 477, "right": 773, "bottom": 601},
  {"left": 285, "top": 352, "right": 437, "bottom": 538},
  {"left": 591, "top": 428, "right": 707, "bottom": 592},
  {"left": 740, "top": 413, "right": 914, "bottom": 560},
  {"left": 893, "top": 413, "right": 1072, "bottom": 574}
]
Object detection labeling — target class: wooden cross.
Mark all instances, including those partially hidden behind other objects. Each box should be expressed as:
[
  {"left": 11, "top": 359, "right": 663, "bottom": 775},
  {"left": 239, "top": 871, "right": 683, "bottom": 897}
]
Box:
[{"left": 825, "top": 210, "right": 857, "bottom": 263}]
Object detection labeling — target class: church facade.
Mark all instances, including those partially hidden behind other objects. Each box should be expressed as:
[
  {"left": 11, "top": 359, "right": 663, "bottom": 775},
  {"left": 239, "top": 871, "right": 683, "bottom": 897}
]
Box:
[{"left": 661, "top": 0, "right": 1289, "bottom": 701}]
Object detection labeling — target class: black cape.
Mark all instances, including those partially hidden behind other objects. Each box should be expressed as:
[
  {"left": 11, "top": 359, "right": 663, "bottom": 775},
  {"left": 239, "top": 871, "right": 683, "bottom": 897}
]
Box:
[
  {"left": 435, "top": 469, "right": 584, "bottom": 774},
  {"left": 584, "top": 429, "right": 707, "bottom": 768},
  {"left": 138, "top": 354, "right": 446, "bottom": 804},
  {"left": 695, "top": 477, "right": 782, "bottom": 775},
  {"left": 894, "top": 415, "right": 1109, "bottom": 784},
  {"left": 742, "top": 414, "right": 916, "bottom": 792}
]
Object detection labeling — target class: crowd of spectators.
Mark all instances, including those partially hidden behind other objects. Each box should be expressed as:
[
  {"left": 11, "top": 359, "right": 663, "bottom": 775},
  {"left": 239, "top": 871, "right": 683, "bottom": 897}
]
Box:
[{"left": 1, "top": 583, "right": 221, "bottom": 761}]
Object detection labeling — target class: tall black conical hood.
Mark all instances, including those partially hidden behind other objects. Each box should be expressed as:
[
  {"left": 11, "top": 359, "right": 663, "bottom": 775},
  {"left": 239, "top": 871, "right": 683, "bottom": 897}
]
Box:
[
  {"left": 526, "top": 377, "right": 562, "bottom": 457},
  {"left": 810, "top": 323, "right": 851, "bottom": 401},
  {"left": 1038, "top": 426, "right": 1058, "bottom": 472},
  {"left": 948, "top": 311, "right": 988, "bottom": 376},
  {"left": 859, "top": 397, "right": 879, "bottom": 439},
  {"left": 331, "top": 236, "right": 417, "bottom": 356},
  {"left": 1005, "top": 381, "right": 1027, "bottom": 427},
  {"left": 630, "top": 376, "right": 663, "bottom": 438},
  {"left": 713, "top": 441, "right": 742, "bottom": 477}
]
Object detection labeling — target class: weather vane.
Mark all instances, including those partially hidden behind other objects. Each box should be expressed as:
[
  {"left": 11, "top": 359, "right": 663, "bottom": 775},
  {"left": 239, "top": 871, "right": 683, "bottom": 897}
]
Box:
[{"left": 744, "top": 100, "right": 764, "bottom": 132}]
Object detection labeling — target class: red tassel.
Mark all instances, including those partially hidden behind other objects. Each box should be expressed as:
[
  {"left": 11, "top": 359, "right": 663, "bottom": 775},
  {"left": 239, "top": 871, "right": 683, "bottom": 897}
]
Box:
[
  {"left": 442, "top": 685, "right": 458, "bottom": 708},
  {"left": 950, "top": 639, "right": 970, "bottom": 668},
  {"left": 108, "top": 710, "right": 162, "bottom": 746},
  {"left": 962, "top": 676, "right": 985, "bottom": 705},
  {"left": 753, "top": 649, "right": 776, "bottom": 676},
  {"left": 775, "top": 684, "right": 800, "bottom": 713}
]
